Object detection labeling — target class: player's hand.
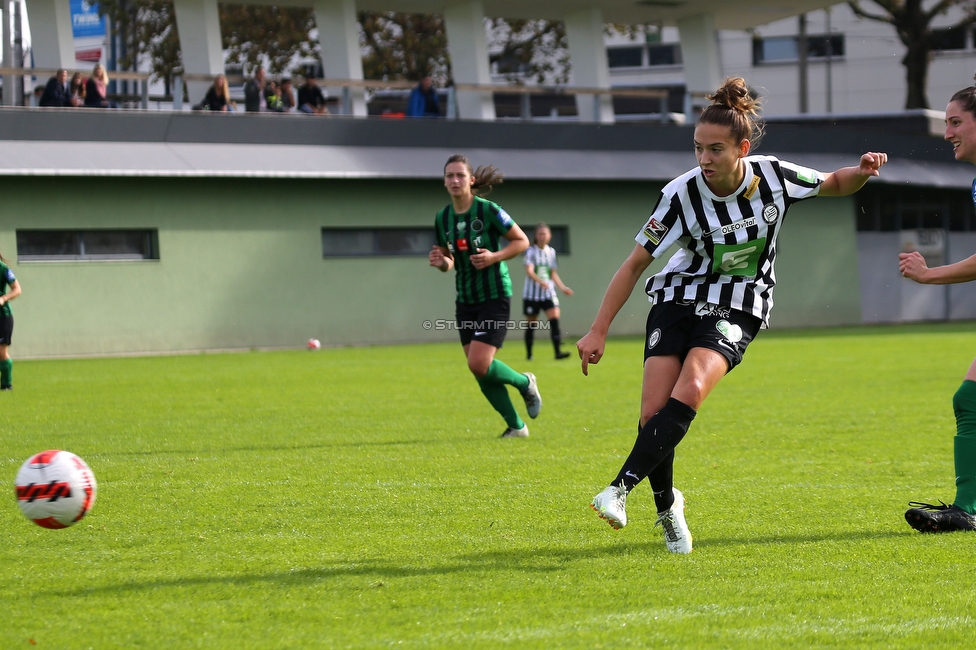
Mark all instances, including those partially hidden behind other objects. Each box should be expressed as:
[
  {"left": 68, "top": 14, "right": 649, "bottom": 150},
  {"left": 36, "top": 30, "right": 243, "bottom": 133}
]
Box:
[
  {"left": 576, "top": 330, "right": 606, "bottom": 376},
  {"left": 562, "top": 287, "right": 574, "bottom": 296},
  {"left": 470, "top": 248, "right": 496, "bottom": 269},
  {"left": 429, "top": 245, "right": 445, "bottom": 268},
  {"left": 858, "top": 152, "right": 887, "bottom": 177},
  {"left": 899, "top": 250, "right": 929, "bottom": 283}
]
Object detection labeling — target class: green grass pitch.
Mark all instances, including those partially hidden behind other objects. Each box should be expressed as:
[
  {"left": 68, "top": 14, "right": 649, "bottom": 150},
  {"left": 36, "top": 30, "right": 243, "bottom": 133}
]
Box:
[{"left": 2, "top": 323, "right": 976, "bottom": 648}]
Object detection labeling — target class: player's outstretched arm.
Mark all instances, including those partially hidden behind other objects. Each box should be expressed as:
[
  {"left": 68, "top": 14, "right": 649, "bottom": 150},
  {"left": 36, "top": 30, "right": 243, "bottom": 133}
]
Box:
[
  {"left": 900, "top": 250, "right": 976, "bottom": 285},
  {"left": 818, "top": 152, "right": 888, "bottom": 197}
]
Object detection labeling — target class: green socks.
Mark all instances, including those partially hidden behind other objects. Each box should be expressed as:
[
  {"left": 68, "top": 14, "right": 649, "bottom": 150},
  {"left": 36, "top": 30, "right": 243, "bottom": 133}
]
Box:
[
  {"left": 951, "top": 380, "right": 976, "bottom": 514},
  {"left": 484, "top": 359, "right": 530, "bottom": 393},
  {"left": 475, "top": 360, "right": 530, "bottom": 430},
  {"left": 0, "top": 358, "right": 10, "bottom": 389},
  {"left": 477, "top": 375, "right": 525, "bottom": 430}
]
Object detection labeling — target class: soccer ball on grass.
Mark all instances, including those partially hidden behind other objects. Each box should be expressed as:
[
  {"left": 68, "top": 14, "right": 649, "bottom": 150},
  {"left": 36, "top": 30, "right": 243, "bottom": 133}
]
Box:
[{"left": 15, "top": 450, "right": 97, "bottom": 529}]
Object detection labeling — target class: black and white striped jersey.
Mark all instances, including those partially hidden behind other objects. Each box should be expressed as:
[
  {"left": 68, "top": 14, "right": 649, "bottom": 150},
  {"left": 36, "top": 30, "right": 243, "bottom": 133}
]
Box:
[
  {"left": 522, "top": 244, "right": 559, "bottom": 301},
  {"left": 636, "top": 155, "right": 824, "bottom": 327}
]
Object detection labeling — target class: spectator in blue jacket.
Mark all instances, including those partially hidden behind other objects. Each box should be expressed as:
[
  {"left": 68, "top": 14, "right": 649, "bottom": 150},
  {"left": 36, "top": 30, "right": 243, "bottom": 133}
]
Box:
[{"left": 407, "top": 76, "right": 441, "bottom": 118}]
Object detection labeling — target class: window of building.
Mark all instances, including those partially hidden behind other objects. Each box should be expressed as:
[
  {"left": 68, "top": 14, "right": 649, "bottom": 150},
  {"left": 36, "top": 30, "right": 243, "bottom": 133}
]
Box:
[
  {"left": 647, "top": 43, "right": 681, "bottom": 66},
  {"left": 855, "top": 185, "right": 975, "bottom": 232},
  {"left": 321, "top": 226, "right": 570, "bottom": 257},
  {"left": 606, "top": 43, "right": 681, "bottom": 69},
  {"left": 933, "top": 26, "right": 967, "bottom": 51},
  {"left": 322, "top": 227, "right": 436, "bottom": 257},
  {"left": 607, "top": 46, "right": 643, "bottom": 68},
  {"left": 753, "top": 34, "right": 844, "bottom": 64},
  {"left": 16, "top": 229, "right": 158, "bottom": 261},
  {"left": 521, "top": 225, "right": 570, "bottom": 254}
]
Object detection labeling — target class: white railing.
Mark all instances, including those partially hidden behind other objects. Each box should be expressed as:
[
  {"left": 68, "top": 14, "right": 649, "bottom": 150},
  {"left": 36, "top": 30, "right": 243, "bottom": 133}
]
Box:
[{"left": 0, "top": 66, "right": 673, "bottom": 122}]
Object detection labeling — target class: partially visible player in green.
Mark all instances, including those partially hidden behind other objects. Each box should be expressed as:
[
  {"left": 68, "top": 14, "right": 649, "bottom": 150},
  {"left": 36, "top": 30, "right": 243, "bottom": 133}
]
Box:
[
  {"left": 0, "top": 248, "right": 22, "bottom": 391},
  {"left": 429, "top": 154, "right": 542, "bottom": 438},
  {"left": 899, "top": 74, "right": 976, "bottom": 533}
]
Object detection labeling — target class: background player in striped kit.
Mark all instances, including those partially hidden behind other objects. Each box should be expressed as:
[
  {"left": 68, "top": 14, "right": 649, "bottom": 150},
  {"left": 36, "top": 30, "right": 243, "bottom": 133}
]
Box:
[
  {"left": 523, "top": 223, "right": 574, "bottom": 360},
  {"left": 429, "top": 155, "right": 543, "bottom": 438},
  {"left": 578, "top": 77, "right": 887, "bottom": 553},
  {"left": 898, "top": 75, "right": 976, "bottom": 533},
  {"left": 0, "top": 248, "right": 22, "bottom": 391}
]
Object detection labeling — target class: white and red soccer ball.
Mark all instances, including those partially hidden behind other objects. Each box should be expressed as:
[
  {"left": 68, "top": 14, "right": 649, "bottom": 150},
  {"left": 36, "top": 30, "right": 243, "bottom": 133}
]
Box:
[
  {"left": 15, "top": 450, "right": 97, "bottom": 529},
  {"left": 307, "top": 338, "right": 321, "bottom": 350}
]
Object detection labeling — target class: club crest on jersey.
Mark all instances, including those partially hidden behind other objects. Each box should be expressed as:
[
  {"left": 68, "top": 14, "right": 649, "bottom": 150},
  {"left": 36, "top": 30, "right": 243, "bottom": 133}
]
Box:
[
  {"left": 648, "top": 328, "right": 662, "bottom": 350},
  {"left": 643, "top": 218, "right": 668, "bottom": 245},
  {"left": 761, "top": 203, "right": 779, "bottom": 224}
]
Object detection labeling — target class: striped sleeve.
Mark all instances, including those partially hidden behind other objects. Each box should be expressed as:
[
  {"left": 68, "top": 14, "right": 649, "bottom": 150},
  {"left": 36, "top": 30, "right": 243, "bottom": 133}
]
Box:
[
  {"left": 635, "top": 189, "right": 687, "bottom": 257},
  {"left": 777, "top": 159, "right": 824, "bottom": 202}
]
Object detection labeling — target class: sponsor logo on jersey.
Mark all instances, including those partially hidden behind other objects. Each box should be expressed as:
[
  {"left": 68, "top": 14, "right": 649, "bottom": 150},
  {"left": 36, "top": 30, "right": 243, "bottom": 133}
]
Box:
[
  {"left": 743, "top": 175, "right": 761, "bottom": 200},
  {"left": 796, "top": 167, "right": 818, "bottom": 184},
  {"left": 648, "top": 328, "right": 662, "bottom": 350},
  {"left": 458, "top": 238, "right": 469, "bottom": 251},
  {"left": 721, "top": 217, "right": 757, "bottom": 235},
  {"left": 643, "top": 218, "right": 668, "bottom": 245},
  {"left": 497, "top": 209, "right": 514, "bottom": 227},
  {"left": 761, "top": 203, "right": 779, "bottom": 224},
  {"left": 711, "top": 238, "right": 766, "bottom": 277},
  {"left": 457, "top": 222, "right": 467, "bottom": 236},
  {"left": 715, "top": 319, "right": 743, "bottom": 343}
]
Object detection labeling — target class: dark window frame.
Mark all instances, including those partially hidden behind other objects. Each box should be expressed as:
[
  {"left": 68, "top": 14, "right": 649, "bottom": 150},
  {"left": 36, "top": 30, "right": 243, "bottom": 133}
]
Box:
[
  {"left": 855, "top": 185, "right": 975, "bottom": 232},
  {"left": 321, "top": 225, "right": 571, "bottom": 257},
  {"left": 321, "top": 227, "right": 436, "bottom": 258},
  {"left": 752, "top": 33, "right": 845, "bottom": 65},
  {"left": 16, "top": 229, "right": 159, "bottom": 262},
  {"left": 521, "top": 225, "right": 571, "bottom": 255}
]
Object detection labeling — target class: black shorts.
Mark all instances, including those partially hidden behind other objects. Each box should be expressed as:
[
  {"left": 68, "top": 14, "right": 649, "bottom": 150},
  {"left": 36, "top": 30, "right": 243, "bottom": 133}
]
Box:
[
  {"left": 523, "top": 298, "right": 556, "bottom": 316},
  {"left": 644, "top": 300, "right": 761, "bottom": 371},
  {"left": 456, "top": 297, "right": 510, "bottom": 348},
  {"left": 0, "top": 313, "right": 12, "bottom": 346}
]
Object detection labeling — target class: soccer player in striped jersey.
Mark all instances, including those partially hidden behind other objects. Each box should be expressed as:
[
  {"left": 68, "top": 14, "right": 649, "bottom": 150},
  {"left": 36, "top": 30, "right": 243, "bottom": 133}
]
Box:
[
  {"left": 0, "top": 248, "right": 21, "bottom": 391},
  {"left": 523, "top": 223, "right": 574, "bottom": 360},
  {"left": 899, "top": 76, "right": 976, "bottom": 533},
  {"left": 578, "top": 77, "right": 887, "bottom": 553},
  {"left": 429, "top": 155, "right": 543, "bottom": 438}
]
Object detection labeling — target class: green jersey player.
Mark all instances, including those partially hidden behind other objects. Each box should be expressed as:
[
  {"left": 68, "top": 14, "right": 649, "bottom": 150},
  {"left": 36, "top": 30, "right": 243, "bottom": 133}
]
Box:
[
  {"left": 0, "top": 251, "right": 22, "bottom": 390},
  {"left": 430, "top": 155, "right": 542, "bottom": 438},
  {"left": 900, "top": 76, "right": 976, "bottom": 533}
]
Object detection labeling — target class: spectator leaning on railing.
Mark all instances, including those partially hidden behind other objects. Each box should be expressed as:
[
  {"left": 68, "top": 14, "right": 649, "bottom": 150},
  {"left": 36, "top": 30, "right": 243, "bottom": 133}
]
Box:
[
  {"left": 39, "top": 69, "right": 70, "bottom": 107},
  {"left": 298, "top": 76, "right": 329, "bottom": 115},
  {"left": 244, "top": 66, "right": 265, "bottom": 113},
  {"left": 407, "top": 76, "right": 441, "bottom": 118},
  {"left": 198, "top": 74, "right": 236, "bottom": 112},
  {"left": 69, "top": 72, "right": 85, "bottom": 107},
  {"left": 84, "top": 64, "right": 117, "bottom": 108}
]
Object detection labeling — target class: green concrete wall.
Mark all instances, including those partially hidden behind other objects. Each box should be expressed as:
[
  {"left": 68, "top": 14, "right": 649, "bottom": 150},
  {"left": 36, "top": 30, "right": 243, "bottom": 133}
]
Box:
[{"left": 0, "top": 176, "right": 862, "bottom": 358}]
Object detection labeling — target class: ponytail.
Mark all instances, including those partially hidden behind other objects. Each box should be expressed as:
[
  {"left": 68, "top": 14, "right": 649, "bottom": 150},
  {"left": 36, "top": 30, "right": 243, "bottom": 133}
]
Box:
[
  {"left": 698, "top": 77, "right": 765, "bottom": 148},
  {"left": 444, "top": 154, "right": 504, "bottom": 196}
]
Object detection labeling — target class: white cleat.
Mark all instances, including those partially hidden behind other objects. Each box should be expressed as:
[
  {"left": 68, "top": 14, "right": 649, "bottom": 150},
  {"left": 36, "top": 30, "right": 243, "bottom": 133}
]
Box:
[
  {"left": 500, "top": 425, "right": 529, "bottom": 438},
  {"left": 655, "top": 488, "right": 692, "bottom": 554},
  {"left": 521, "top": 372, "right": 542, "bottom": 419},
  {"left": 591, "top": 484, "right": 627, "bottom": 529}
]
